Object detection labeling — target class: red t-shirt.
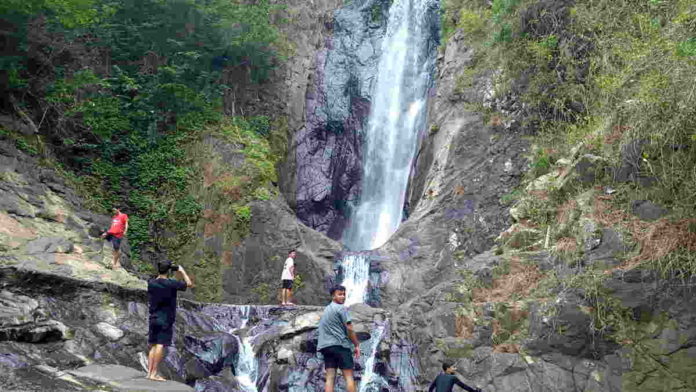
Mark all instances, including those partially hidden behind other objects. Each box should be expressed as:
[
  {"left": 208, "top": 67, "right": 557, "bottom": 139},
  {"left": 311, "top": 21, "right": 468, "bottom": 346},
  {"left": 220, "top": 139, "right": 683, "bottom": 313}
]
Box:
[{"left": 107, "top": 212, "right": 128, "bottom": 238}]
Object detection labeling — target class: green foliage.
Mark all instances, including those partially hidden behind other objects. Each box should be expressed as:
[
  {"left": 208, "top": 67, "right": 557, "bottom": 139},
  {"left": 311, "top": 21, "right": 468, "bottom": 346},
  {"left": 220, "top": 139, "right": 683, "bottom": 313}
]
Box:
[
  {"left": 442, "top": 0, "right": 696, "bottom": 218},
  {"left": 293, "top": 273, "right": 306, "bottom": 296},
  {"left": 676, "top": 38, "right": 696, "bottom": 57},
  {"left": 457, "top": 9, "right": 489, "bottom": 38},
  {"left": 529, "top": 149, "right": 553, "bottom": 177},
  {"left": 1, "top": 0, "right": 284, "bottom": 275},
  {"left": 491, "top": 0, "right": 519, "bottom": 23},
  {"left": 189, "top": 250, "right": 223, "bottom": 302},
  {"left": 0, "top": 0, "right": 99, "bottom": 29},
  {"left": 370, "top": 3, "right": 382, "bottom": 23},
  {"left": 492, "top": 302, "right": 528, "bottom": 345},
  {"left": 500, "top": 189, "right": 522, "bottom": 205},
  {"left": 69, "top": 97, "right": 129, "bottom": 140},
  {"left": 233, "top": 205, "right": 252, "bottom": 225},
  {"left": 251, "top": 282, "right": 273, "bottom": 303},
  {"left": 126, "top": 216, "right": 150, "bottom": 260},
  {"left": 15, "top": 139, "right": 38, "bottom": 155}
]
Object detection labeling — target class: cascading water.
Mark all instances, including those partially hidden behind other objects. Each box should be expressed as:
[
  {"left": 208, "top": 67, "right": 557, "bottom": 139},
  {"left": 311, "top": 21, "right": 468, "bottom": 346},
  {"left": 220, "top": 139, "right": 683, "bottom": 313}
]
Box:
[
  {"left": 334, "top": 2, "right": 438, "bottom": 387},
  {"left": 341, "top": 253, "right": 371, "bottom": 306},
  {"left": 342, "top": 0, "right": 439, "bottom": 252},
  {"left": 235, "top": 306, "right": 259, "bottom": 392},
  {"left": 358, "top": 324, "right": 387, "bottom": 392}
]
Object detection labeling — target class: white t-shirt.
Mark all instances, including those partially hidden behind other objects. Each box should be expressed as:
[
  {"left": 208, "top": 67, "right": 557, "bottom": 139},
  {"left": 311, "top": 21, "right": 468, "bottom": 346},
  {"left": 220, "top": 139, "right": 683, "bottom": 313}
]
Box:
[{"left": 281, "top": 257, "right": 294, "bottom": 280}]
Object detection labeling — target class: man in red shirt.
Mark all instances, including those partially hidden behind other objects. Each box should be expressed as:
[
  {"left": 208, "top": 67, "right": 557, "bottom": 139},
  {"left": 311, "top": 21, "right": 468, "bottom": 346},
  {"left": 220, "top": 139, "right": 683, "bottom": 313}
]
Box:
[{"left": 101, "top": 207, "right": 128, "bottom": 270}]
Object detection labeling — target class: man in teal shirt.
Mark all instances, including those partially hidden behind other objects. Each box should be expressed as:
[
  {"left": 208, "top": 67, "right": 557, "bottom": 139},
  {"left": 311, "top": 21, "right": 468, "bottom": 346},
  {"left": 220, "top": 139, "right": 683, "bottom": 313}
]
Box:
[
  {"left": 429, "top": 362, "right": 482, "bottom": 392},
  {"left": 317, "top": 285, "right": 361, "bottom": 392}
]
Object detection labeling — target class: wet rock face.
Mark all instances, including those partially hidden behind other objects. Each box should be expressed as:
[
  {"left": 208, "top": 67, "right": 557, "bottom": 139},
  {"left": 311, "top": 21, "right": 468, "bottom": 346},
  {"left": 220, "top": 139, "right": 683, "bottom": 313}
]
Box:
[{"left": 293, "top": 0, "right": 391, "bottom": 239}]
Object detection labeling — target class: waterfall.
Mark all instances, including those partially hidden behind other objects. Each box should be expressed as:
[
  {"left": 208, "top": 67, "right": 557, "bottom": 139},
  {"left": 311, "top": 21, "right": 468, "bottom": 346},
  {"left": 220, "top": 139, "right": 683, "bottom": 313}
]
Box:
[
  {"left": 359, "top": 324, "right": 387, "bottom": 392},
  {"left": 342, "top": 253, "right": 371, "bottom": 306},
  {"left": 342, "top": 0, "right": 439, "bottom": 252},
  {"left": 235, "top": 306, "right": 259, "bottom": 392}
]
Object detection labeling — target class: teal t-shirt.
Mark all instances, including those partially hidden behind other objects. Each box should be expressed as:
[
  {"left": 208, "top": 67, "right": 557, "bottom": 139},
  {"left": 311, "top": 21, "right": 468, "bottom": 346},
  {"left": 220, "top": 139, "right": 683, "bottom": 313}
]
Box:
[{"left": 317, "top": 301, "right": 353, "bottom": 350}]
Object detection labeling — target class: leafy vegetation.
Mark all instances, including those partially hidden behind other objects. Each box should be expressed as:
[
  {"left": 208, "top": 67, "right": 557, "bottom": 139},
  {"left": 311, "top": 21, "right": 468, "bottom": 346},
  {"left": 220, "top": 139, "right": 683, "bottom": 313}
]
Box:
[
  {"left": 444, "top": 0, "right": 695, "bottom": 216},
  {"left": 0, "top": 0, "right": 286, "bottom": 295}
]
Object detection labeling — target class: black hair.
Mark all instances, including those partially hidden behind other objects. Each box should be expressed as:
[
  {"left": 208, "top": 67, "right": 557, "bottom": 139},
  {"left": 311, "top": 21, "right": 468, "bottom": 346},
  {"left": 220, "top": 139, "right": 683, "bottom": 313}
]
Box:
[
  {"left": 442, "top": 362, "right": 454, "bottom": 371},
  {"left": 288, "top": 249, "right": 296, "bottom": 255},
  {"left": 157, "top": 260, "right": 172, "bottom": 275},
  {"left": 330, "top": 285, "right": 346, "bottom": 296}
]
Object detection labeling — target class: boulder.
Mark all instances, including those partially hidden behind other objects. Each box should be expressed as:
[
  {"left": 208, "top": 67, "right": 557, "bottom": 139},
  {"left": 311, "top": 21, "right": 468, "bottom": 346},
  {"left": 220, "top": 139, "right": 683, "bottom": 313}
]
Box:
[
  {"left": 0, "top": 319, "right": 69, "bottom": 343},
  {"left": 631, "top": 200, "right": 668, "bottom": 221},
  {"left": 584, "top": 228, "right": 631, "bottom": 268},
  {"left": 93, "top": 322, "right": 124, "bottom": 341},
  {"left": 279, "top": 311, "right": 322, "bottom": 338},
  {"left": 183, "top": 332, "right": 239, "bottom": 375},
  {"left": 26, "top": 237, "right": 74, "bottom": 254},
  {"left": 277, "top": 346, "right": 295, "bottom": 365}
]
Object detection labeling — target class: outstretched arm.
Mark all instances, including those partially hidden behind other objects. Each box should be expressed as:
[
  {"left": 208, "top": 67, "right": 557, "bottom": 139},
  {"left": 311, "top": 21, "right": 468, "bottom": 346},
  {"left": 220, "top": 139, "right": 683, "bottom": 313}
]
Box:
[{"left": 454, "top": 377, "right": 479, "bottom": 392}]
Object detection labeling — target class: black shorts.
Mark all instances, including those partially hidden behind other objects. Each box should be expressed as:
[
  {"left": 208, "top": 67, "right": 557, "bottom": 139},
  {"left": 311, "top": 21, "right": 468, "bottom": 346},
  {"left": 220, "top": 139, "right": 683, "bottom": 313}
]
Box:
[
  {"left": 320, "top": 345, "right": 353, "bottom": 370},
  {"left": 281, "top": 279, "right": 293, "bottom": 289},
  {"left": 105, "top": 234, "right": 122, "bottom": 251},
  {"left": 148, "top": 321, "right": 174, "bottom": 345}
]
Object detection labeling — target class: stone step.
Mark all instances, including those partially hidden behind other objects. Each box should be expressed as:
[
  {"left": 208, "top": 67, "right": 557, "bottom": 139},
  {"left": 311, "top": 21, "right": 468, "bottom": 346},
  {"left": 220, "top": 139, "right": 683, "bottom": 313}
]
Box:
[{"left": 67, "top": 364, "right": 194, "bottom": 392}]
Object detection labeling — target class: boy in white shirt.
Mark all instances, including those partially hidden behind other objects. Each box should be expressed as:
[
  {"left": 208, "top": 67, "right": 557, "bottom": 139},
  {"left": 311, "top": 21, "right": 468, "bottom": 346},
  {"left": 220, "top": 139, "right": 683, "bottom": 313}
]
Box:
[{"left": 280, "top": 250, "right": 296, "bottom": 305}]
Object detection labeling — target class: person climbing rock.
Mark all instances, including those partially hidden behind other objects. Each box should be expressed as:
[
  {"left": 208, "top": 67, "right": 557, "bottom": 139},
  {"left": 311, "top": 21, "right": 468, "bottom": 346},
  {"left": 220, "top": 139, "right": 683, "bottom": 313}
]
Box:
[
  {"left": 428, "top": 362, "right": 482, "bottom": 392},
  {"left": 317, "top": 285, "right": 360, "bottom": 392},
  {"left": 101, "top": 207, "right": 128, "bottom": 270},
  {"left": 280, "top": 249, "right": 296, "bottom": 305},
  {"left": 146, "top": 260, "right": 193, "bottom": 382}
]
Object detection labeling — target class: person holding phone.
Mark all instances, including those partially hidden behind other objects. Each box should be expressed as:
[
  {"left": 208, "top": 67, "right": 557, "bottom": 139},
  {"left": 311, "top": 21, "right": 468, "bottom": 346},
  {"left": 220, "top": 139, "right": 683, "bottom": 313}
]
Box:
[{"left": 146, "top": 260, "right": 193, "bottom": 381}]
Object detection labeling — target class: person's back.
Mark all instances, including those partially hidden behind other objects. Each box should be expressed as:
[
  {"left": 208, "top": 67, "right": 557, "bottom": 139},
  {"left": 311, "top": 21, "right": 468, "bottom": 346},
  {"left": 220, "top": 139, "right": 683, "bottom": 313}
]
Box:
[
  {"left": 146, "top": 261, "right": 192, "bottom": 382},
  {"left": 317, "top": 301, "right": 352, "bottom": 350},
  {"left": 148, "top": 278, "right": 185, "bottom": 326}
]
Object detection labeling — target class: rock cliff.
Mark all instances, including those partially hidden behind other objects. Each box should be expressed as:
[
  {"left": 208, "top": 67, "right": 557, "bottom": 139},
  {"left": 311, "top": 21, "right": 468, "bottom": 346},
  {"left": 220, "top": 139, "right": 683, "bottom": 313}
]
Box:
[{"left": 291, "top": 0, "right": 392, "bottom": 239}]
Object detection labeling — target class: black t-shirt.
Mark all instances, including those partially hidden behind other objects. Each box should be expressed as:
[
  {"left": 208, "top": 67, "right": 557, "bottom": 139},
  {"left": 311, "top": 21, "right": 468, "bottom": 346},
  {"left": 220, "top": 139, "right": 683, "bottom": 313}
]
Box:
[
  {"left": 148, "top": 278, "right": 187, "bottom": 326},
  {"left": 428, "top": 373, "right": 479, "bottom": 392}
]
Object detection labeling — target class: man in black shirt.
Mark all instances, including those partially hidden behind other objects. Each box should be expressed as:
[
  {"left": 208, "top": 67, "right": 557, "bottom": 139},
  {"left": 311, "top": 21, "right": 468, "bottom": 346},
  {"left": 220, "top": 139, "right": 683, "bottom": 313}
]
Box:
[
  {"left": 146, "top": 260, "right": 193, "bottom": 381},
  {"left": 428, "top": 362, "right": 482, "bottom": 392}
]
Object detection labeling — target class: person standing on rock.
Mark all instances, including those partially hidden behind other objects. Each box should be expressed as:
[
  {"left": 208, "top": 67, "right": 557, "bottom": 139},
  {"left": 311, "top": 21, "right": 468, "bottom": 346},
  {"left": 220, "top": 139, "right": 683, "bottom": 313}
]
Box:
[
  {"left": 317, "top": 284, "right": 361, "bottom": 392},
  {"left": 100, "top": 207, "right": 128, "bottom": 270},
  {"left": 146, "top": 260, "right": 193, "bottom": 381},
  {"left": 428, "top": 362, "right": 482, "bottom": 392},
  {"left": 280, "top": 249, "right": 296, "bottom": 306}
]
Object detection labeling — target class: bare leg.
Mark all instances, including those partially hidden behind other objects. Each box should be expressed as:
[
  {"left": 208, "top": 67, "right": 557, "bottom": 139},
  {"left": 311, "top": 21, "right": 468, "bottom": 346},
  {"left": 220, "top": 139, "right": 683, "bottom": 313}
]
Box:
[
  {"left": 287, "top": 288, "right": 293, "bottom": 305},
  {"left": 343, "top": 369, "right": 355, "bottom": 392},
  {"left": 325, "top": 368, "right": 336, "bottom": 392},
  {"left": 281, "top": 288, "right": 286, "bottom": 305},
  {"left": 112, "top": 249, "right": 121, "bottom": 270},
  {"left": 147, "top": 344, "right": 166, "bottom": 381},
  {"left": 147, "top": 344, "right": 156, "bottom": 377}
]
